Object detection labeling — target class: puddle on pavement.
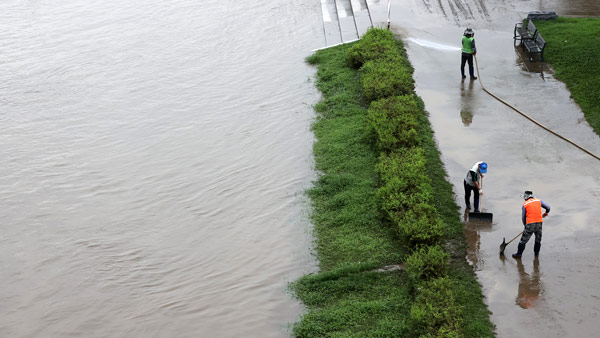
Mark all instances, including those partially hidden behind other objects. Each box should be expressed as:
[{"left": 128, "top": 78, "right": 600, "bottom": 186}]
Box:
[
  {"left": 367, "top": 0, "right": 600, "bottom": 336},
  {"left": 463, "top": 210, "right": 494, "bottom": 269}
]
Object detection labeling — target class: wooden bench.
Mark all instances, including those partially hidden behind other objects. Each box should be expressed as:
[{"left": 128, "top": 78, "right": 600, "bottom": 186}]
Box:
[
  {"left": 514, "top": 19, "right": 537, "bottom": 43},
  {"left": 522, "top": 33, "right": 546, "bottom": 61}
]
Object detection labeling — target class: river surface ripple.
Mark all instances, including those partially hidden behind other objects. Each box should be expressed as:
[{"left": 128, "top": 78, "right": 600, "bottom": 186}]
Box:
[{"left": 0, "top": 1, "right": 324, "bottom": 337}]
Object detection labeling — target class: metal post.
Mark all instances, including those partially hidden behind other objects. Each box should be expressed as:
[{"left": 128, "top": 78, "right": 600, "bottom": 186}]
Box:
[{"left": 387, "top": 0, "right": 391, "bottom": 29}]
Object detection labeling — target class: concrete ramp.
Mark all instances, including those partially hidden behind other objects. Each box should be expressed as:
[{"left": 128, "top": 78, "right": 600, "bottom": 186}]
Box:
[{"left": 318, "top": 0, "right": 373, "bottom": 48}]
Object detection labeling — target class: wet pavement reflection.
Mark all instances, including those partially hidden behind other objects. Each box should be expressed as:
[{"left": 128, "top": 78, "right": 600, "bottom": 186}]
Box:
[
  {"left": 463, "top": 210, "right": 493, "bottom": 269},
  {"left": 499, "top": 255, "right": 545, "bottom": 309},
  {"left": 515, "top": 257, "right": 544, "bottom": 309},
  {"left": 459, "top": 80, "right": 476, "bottom": 126}
]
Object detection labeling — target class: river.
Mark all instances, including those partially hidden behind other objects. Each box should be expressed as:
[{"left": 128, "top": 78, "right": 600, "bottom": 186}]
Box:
[{"left": 0, "top": 1, "right": 323, "bottom": 337}]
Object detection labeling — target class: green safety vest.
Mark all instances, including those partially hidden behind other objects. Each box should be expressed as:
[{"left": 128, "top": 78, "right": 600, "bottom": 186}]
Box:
[{"left": 462, "top": 36, "right": 474, "bottom": 54}]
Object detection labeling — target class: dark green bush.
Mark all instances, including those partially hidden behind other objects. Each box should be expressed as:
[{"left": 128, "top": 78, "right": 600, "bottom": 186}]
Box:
[
  {"left": 376, "top": 149, "right": 434, "bottom": 221},
  {"left": 376, "top": 148, "right": 428, "bottom": 185},
  {"left": 397, "top": 203, "right": 445, "bottom": 246},
  {"left": 377, "top": 177, "right": 433, "bottom": 220},
  {"left": 348, "top": 27, "right": 399, "bottom": 68},
  {"left": 368, "top": 95, "right": 421, "bottom": 150},
  {"left": 360, "top": 57, "right": 415, "bottom": 102},
  {"left": 405, "top": 277, "right": 463, "bottom": 338},
  {"left": 405, "top": 245, "right": 449, "bottom": 281}
]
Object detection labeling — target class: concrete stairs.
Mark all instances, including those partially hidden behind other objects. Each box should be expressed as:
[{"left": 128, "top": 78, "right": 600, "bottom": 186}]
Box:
[{"left": 319, "top": 0, "right": 374, "bottom": 47}]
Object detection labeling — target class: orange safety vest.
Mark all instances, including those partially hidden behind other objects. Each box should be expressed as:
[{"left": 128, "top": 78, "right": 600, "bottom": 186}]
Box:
[{"left": 523, "top": 198, "right": 543, "bottom": 224}]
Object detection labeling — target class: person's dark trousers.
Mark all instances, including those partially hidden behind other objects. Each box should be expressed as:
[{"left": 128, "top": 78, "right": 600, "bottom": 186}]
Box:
[
  {"left": 513, "top": 242, "right": 526, "bottom": 258},
  {"left": 461, "top": 52, "right": 474, "bottom": 78},
  {"left": 463, "top": 179, "right": 480, "bottom": 211}
]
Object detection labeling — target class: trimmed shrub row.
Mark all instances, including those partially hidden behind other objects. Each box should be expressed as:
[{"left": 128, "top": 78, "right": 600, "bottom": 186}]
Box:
[
  {"left": 347, "top": 28, "right": 401, "bottom": 68},
  {"left": 368, "top": 96, "right": 421, "bottom": 151},
  {"left": 352, "top": 27, "right": 464, "bottom": 337},
  {"left": 360, "top": 58, "right": 415, "bottom": 102},
  {"left": 375, "top": 150, "right": 445, "bottom": 246},
  {"left": 353, "top": 28, "right": 445, "bottom": 252}
]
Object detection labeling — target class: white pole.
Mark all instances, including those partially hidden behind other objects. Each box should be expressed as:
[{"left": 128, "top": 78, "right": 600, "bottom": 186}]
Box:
[{"left": 387, "top": 0, "right": 391, "bottom": 29}]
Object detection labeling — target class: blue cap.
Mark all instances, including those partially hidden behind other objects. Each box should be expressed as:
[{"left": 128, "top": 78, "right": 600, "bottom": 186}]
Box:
[{"left": 479, "top": 162, "right": 487, "bottom": 173}]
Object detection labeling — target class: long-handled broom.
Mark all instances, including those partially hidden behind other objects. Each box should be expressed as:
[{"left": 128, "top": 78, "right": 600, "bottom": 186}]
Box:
[{"left": 499, "top": 231, "right": 524, "bottom": 255}]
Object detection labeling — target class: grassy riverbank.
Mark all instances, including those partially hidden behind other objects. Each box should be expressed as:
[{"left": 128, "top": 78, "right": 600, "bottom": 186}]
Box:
[
  {"left": 534, "top": 17, "right": 600, "bottom": 135},
  {"left": 291, "top": 28, "right": 494, "bottom": 337}
]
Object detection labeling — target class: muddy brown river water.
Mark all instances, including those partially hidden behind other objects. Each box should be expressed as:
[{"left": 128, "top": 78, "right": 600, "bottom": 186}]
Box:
[
  {"left": 0, "top": 1, "right": 324, "bottom": 337},
  {"left": 368, "top": 0, "right": 600, "bottom": 337}
]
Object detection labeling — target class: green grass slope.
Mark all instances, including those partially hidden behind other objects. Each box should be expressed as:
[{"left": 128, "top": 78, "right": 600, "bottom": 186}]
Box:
[
  {"left": 291, "top": 28, "right": 494, "bottom": 337},
  {"left": 535, "top": 17, "right": 600, "bottom": 134}
]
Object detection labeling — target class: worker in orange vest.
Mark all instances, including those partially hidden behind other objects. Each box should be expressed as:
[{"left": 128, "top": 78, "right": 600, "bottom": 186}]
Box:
[{"left": 513, "top": 190, "right": 551, "bottom": 259}]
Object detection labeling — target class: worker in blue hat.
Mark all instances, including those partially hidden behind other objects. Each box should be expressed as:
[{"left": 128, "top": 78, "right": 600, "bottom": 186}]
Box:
[{"left": 464, "top": 161, "right": 487, "bottom": 212}]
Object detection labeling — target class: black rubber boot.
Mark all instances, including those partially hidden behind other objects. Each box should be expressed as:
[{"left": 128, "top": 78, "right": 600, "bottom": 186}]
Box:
[
  {"left": 534, "top": 242, "right": 541, "bottom": 257},
  {"left": 512, "top": 243, "right": 526, "bottom": 259}
]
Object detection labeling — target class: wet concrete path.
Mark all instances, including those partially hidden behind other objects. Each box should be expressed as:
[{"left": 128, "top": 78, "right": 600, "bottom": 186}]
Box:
[{"left": 365, "top": 1, "right": 600, "bottom": 337}]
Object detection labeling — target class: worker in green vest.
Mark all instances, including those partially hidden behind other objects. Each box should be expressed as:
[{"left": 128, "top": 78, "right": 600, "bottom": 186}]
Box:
[{"left": 461, "top": 28, "right": 477, "bottom": 80}]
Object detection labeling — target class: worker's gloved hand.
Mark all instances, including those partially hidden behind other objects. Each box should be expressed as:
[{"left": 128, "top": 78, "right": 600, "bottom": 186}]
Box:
[
  {"left": 479, "top": 190, "right": 483, "bottom": 195},
  {"left": 473, "top": 52, "right": 477, "bottom": 56},
  {"left": 543, "top": 212, "right": 548, "bottom": 218}
]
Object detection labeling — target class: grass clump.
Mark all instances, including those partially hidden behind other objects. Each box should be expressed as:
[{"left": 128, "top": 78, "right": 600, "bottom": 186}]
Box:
[
  {"left": 360, "top": 58, "right": 415, "bottom": 102},
  {"left": 368, "top": 95, "right": 421, "bottom": 151},
  {"left": 376, "top": 149, "right": 433, "bottom": 213},
  {"left": 534, "top": 17, "right": 600, "bottom": 134},
  {"left": 302, "top": 42, "right": 406, "bottom": 270},
  {"left": 396, "top": 203, "right": 445, "bottom": 246},
  {"left": 292, "top": 27, "right": 494, "bottom": 337},
  {"left": 291, "top": 263, "right": 410, "bottom": 337},
  {"left": 405, "top": 245, "right": 449, "bottom": 281},
  {"left": 406, "top": 277, "right": 464, "bottom": 338},
  {"left": 348, "top": 28, "right": 403, "bottom": 68}
]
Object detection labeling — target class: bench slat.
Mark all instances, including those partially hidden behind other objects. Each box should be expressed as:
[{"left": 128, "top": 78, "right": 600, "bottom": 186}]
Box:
[
  {"left": 514, "top": 19, "right": 537, "bottom": 41},
  {"left": 523, "top": 33, "right": 546, "bottom": 61}
]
